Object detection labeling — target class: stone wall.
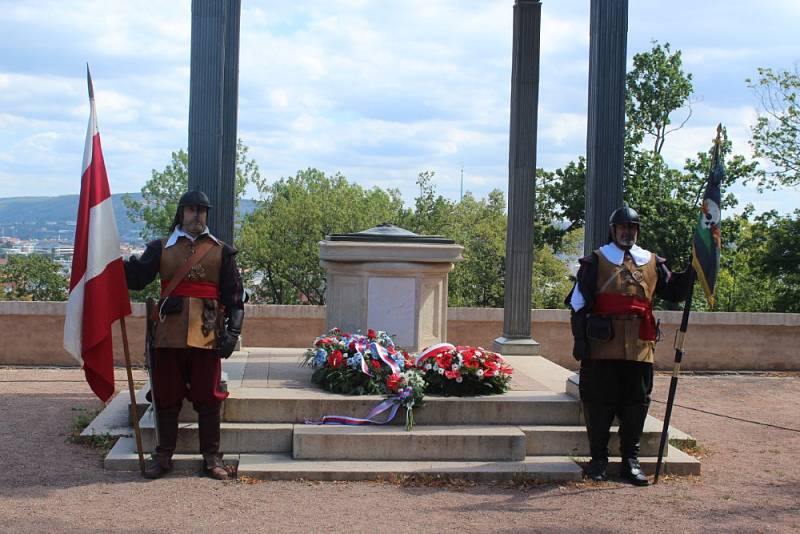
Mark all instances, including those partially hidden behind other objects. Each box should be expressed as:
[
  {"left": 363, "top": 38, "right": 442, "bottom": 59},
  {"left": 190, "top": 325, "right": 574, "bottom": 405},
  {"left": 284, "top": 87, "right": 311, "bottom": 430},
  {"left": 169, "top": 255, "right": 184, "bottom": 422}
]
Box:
[{"left": 1, "top": 302, "right": 797, "bottom": 371}]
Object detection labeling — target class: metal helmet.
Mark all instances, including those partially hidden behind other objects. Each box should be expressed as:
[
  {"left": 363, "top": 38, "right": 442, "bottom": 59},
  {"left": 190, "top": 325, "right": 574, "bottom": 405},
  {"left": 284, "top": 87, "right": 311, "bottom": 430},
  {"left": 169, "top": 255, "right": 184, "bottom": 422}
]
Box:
[
  {"left": 608, "top": 204, "right": 641, "bottom": 227},
  {"left": 178, "top": 190, "right": 212, "bottom": 209}
]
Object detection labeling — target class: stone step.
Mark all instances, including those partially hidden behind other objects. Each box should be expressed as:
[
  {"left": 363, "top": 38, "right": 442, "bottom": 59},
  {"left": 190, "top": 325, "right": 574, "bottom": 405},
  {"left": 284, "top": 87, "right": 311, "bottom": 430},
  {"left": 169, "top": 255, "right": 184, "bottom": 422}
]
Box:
[
  {"left": 104, "top": 436, "right": 240, "bottom": 472},
  {"left": 138, "top": 409, "right": 292, "bottom": 454},
  {"left": 106, "top": 438, "right": 699, "bottom": 479},
  {"left": 217, "top": 388, "right": 582, "bottom": 426},
  {"left": 521, "top": 416, "right": 668, "bottom": 457},
  {"left": 238, "top": 453, "right": 583, "bottom": 482},
  {"left": 574, "top": 446, "right": 701, "bottom": 476},
  {"left": 293, "top": 425, "right": 526, "bottom": 461}
]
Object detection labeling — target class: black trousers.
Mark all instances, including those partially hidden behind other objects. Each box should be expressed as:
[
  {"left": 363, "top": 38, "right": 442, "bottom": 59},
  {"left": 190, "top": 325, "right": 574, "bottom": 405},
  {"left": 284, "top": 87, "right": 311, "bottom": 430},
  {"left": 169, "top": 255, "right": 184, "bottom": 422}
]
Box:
[
  {"left": 579, "top": 359, "right": 653, "bottom": 460},
  {"left": 579, "top": 359, "right": 653, "bottom": 405}
]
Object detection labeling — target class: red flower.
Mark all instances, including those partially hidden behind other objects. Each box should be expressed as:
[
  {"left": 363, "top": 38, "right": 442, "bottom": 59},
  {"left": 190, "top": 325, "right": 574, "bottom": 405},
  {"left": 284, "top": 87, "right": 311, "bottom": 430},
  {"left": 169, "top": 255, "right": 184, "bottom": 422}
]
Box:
[
  {"left": 436, "top": 353, "right": 453, "bottom": 370},
  {"left": 387, "top": 373, "right": 402, "bottom": 392},
  {"left": 327, "top": 349, "right": 343, "bottom": 368},
  {"left": 349, "top": 340, "right": 356, "bottom": 351},
  {"left": 371, "top": 359, "right": 381, "bottom": 370},
  {"left": 444, "top": 369, "right": 460, "bottom": 380},
  {"left": 367, "top": 329, "right": 377, "bottom": 339}
]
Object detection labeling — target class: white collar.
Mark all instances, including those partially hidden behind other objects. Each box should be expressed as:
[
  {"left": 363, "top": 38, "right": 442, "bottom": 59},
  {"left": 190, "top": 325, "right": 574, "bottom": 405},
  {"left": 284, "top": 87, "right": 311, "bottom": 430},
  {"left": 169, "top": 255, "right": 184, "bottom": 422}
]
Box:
[
  {"left": 598, "top": 242, "right": 651, "bottom": 267},
  {"left": 165, "top": 226, "right": 219, "bottom": 248}
]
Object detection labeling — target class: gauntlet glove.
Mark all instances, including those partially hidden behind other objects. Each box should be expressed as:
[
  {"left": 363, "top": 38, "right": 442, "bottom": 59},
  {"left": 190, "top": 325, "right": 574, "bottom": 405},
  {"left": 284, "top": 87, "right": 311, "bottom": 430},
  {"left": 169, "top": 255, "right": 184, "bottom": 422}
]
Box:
[{"left": 218, "top": 308, "right": 244, "bottom": 359}]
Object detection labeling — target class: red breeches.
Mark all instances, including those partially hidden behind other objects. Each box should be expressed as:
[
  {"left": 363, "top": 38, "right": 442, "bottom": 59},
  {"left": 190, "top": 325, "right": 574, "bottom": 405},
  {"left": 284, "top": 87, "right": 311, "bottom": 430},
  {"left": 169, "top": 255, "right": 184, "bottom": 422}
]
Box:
[{"left": 151, "top": 347, "right": 229, "bottom": 410}]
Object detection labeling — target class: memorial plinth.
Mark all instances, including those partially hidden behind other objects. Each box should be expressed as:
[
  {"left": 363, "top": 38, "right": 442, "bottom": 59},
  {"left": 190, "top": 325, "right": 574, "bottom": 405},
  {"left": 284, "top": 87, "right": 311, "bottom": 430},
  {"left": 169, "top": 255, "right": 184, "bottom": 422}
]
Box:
[{"left": 319, "top": 224, "right": 463, "bottom": 351}]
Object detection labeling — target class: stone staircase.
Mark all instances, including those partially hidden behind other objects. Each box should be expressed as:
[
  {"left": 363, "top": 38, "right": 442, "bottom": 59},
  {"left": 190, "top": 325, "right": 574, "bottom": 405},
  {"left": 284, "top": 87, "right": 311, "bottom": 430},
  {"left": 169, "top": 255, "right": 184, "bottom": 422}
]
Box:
[{"left": 99, "top": 349, "right": 700, "bottom": 481}]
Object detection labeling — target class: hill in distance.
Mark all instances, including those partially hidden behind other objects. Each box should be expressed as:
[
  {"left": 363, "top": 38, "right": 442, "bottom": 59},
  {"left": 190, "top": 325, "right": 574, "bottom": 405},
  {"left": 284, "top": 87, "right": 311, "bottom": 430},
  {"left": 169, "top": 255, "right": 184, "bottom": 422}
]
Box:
[{"left": 0, "top": 194, "right": 258, "bottom": 243}]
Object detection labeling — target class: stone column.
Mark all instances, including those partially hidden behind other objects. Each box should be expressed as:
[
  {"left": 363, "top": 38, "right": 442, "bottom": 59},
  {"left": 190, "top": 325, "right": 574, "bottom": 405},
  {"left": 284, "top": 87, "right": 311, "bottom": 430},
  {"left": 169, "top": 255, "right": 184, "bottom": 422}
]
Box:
[
  {"left": 584, "top": 0, "right": 627, "bottom": 254},
  {"left": 188, "top": 0, "right": 241, "bottom": 245},
  {"left": 493, "top": 0, "right": 541, "bottom": 356}
]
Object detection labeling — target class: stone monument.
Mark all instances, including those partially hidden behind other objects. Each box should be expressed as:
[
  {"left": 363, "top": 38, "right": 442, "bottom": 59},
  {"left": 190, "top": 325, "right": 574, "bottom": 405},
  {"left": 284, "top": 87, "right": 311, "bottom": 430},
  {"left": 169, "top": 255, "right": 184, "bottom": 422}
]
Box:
[{"left": 319, "top": 224, "right": 463, "bottom": 352}]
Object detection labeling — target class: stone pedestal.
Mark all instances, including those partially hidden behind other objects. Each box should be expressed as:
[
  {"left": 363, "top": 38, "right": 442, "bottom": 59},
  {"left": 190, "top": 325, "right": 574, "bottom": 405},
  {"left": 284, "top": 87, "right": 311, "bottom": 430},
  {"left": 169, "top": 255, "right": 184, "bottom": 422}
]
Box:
[{"left": 319, "top": 224, "right": 463, "bottom": 351}]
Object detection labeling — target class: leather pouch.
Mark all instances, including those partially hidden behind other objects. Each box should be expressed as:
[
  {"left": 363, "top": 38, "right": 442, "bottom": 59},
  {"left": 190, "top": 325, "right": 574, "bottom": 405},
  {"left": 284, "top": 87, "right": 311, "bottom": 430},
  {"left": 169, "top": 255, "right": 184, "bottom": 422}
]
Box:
[
  {"left": 586, "top": 314, "right": 614, "bottom": 342},
  {"left": 160, "top": 296, "right": 183, "bottom": 315}
]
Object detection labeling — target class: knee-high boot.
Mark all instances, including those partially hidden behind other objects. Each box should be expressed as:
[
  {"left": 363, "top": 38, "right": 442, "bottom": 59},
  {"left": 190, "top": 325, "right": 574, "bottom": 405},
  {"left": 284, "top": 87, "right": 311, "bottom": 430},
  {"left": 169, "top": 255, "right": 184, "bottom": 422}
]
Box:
[
  {"left": 143, "top": 406, "right": 179, "bottom": 479},
  {"left": 618, "top": 403, "right": 650, "bottom": 486},
  {"left": 582, "top": 402, "right": 616, "bottom": 481},
  {"left": 195, "top": 402, "right": 228, "bottom": 480}
]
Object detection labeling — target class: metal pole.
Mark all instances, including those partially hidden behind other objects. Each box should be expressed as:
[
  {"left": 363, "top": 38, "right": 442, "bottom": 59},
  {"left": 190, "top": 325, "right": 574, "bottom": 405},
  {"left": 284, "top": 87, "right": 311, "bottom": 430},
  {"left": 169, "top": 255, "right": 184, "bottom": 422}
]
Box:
[
  {"left": 188, "top": 0, "right": 240, "bottom": 244},
  {"left": 654, "top": 268, "right": 696, "bottom": 483},
  {"left": 494, "top": 0, "right": 542, "bottom": 356},
  {"left": 584, "top": 0, "right": 628, "bottom": 254}
]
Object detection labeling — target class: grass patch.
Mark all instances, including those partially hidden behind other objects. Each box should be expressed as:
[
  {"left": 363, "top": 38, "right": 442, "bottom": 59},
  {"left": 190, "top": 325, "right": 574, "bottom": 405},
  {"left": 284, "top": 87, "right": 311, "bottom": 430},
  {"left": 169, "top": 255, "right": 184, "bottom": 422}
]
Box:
[
  {"left": 669, "top": 437, "right": 709, "bottom": 459},
  {"left": 69, "top": 406, "right": 118, "bottom": 454}
]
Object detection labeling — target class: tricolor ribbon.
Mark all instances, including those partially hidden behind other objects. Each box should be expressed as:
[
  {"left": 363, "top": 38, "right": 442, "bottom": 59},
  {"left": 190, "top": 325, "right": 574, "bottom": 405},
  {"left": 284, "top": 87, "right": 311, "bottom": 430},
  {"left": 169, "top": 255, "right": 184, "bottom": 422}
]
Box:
[
  {"left": 370, "top": 341, "right": 401, "bottom": 374},
  {"left": 414, "top": 342, "right": 456, "bottom": 366},
  {"left": 304, "top": 388, "right": 413, "bottom": 426}
]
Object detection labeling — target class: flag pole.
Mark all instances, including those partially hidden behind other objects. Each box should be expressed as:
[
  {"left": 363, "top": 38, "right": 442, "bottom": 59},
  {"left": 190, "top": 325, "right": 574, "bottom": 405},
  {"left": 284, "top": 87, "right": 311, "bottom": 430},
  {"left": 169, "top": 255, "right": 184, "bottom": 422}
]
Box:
[
  {"left": 653, "top": 267, "right": 696, "bottom": 483},
  {"left": 119, "top": 316, "right": 146, "bottom": 476}
]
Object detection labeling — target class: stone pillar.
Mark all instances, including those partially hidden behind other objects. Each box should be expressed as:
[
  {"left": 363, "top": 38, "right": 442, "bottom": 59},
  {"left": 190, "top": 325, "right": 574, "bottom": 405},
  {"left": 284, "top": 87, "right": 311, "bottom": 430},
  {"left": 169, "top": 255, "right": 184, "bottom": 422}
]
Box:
[
  {"left": 584, "top": 0, "right": 627, "bottom": 254},
  {"left": 494, "top": 0, "right": 541, "bottom": 356},
  {"left": 187, "top": 0, "right": 241, "bottom": 245}
]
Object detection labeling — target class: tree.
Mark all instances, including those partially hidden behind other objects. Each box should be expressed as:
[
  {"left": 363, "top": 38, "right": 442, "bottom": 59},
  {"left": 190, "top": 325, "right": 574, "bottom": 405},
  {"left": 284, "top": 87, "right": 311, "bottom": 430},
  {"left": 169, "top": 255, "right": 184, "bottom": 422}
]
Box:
[
  {"left": 711, "top": 207, "right": 777, "bottom": 312},
  {"left": 238, "top": 169, "right": 406, "bottom": 304},
  {"left": 626, "top": 41, "right": 693, "bottom": 155},
  {"left": 397, "top": 171, "right": 455, "bottom": 236},
  {"left": 535, "top": 158, "right": 586, "bottom": 253},
  {"left": 748, "top": 209, "right": 800, "bottom": 312},
  {"left": 123, "top": 139, "right": 260, "bottom": 241},
  {"left": 0, "top": 254, "right": 68, "bottom": 301},
  {"left": 747, "top": 66, "right": 800, "bottom": 190},
  {"left": 447, "top": 191, "right": 506, "bottom": 307}
]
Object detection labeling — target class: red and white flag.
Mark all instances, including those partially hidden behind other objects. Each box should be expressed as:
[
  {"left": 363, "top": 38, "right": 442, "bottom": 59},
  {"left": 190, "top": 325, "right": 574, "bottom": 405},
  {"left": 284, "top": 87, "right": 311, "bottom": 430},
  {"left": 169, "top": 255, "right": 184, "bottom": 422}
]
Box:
[{"left": 63, "top": 66, "right": 131, "bottom": 401}]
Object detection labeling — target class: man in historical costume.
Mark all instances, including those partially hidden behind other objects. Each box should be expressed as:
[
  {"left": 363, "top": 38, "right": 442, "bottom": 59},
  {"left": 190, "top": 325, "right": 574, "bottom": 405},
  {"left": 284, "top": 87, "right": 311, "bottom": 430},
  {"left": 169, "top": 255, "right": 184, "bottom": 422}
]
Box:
[
  {"left": 566, "top": 204, "right": 691, "bottom": 486},
  {"left": 124, "top": 190, "right": 244, "bottom": 480}
]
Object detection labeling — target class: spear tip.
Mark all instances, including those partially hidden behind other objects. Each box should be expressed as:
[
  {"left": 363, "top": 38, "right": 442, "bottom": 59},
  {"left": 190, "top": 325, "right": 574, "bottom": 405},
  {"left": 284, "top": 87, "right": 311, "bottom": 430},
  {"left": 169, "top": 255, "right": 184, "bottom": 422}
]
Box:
[{"left": 86, "top": 63, "right": 94, "bottom": 100}]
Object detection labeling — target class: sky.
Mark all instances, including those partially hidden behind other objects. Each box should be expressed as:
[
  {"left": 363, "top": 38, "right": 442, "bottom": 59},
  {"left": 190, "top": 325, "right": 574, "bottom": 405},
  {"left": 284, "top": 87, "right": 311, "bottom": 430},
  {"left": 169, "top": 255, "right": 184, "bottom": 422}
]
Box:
[{"left": 1, "top": 0, "right": 798, "bottom": 216}]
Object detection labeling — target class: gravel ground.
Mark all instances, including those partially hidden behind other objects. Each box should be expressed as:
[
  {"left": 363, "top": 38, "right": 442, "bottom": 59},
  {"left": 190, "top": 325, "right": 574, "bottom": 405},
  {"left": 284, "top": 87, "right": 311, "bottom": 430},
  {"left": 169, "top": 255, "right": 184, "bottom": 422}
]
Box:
[{"left": 0, "top": 367, "right": 798, "bottom": 533}]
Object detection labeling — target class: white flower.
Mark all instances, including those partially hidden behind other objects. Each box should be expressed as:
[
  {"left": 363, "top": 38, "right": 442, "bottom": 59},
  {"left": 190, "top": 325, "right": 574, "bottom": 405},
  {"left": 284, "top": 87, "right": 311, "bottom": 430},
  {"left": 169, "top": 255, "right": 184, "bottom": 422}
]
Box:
[
  {"left": 476, "top": 369, "right": 484, "bottom": 378},
  {"left": 475, "top": 351, "right": 483, "bottom": 357},
  {"left": 425, "top": 363, "right": 432, "bottom": 371},
  {"left": 438, "top": 368, "right": 445, "bottom": 375},
  {"left": 456, "top": 377, "right": 463, "bottom": 383},
  {"left": 451, "top": 364, "right": 459, "bottom": 371}
]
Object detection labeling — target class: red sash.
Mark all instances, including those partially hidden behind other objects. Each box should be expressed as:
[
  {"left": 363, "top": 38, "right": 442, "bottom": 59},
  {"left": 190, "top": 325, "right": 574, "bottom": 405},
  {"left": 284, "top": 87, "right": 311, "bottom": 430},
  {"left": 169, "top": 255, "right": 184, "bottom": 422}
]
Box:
[
  {"left": 160, "top": 280, "right": 219, "bottom": 299},
  {"left": 594, "top": 293, "right": 657, "bottom": 341}
]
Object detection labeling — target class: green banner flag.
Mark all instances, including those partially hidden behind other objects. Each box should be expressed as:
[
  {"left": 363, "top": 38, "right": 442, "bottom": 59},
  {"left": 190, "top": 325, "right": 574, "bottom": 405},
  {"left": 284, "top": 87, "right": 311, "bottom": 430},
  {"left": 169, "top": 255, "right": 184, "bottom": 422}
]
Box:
[{"left": 692, "top": 126, "right": 724, "bottom": 307}]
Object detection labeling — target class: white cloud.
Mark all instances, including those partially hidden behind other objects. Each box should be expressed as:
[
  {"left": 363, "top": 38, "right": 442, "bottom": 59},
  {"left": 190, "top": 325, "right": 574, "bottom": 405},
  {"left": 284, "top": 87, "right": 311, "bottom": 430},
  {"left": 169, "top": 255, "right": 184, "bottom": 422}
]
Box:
[{"left": 0, "top": 0, "right": 798, "bottom": 218}]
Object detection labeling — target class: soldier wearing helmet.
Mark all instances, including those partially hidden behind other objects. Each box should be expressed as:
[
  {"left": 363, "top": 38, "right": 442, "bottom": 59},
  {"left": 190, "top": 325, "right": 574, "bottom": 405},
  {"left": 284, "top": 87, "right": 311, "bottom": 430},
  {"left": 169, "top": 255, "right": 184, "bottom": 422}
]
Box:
[
  {"left": 565, "top": 204, "right": 691, "bottom": 486},
  {"left": 124, "top": 190, "right": 245, "bottom": 480}
]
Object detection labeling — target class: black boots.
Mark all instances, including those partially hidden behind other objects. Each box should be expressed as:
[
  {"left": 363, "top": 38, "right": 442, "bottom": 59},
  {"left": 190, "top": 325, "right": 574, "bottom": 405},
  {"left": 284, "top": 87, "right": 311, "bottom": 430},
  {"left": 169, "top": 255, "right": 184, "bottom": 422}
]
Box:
[
  {"left": 582, "top": 402, "right": 615, "bottom": 481},
  {"left": 620, "top": 457, "right": 649, "bottom": 486},
  {"left": 618, "top": 404, "right": 650, "bottom": 486},
  {"left": 143, "top": 407, "right": 179, "bottom": 479},
  {"left": 583, "top": 402, "right": 651, "bottom": 485},
  {"left": 196, "top": 402, "right": 229, "bottom": 480}
]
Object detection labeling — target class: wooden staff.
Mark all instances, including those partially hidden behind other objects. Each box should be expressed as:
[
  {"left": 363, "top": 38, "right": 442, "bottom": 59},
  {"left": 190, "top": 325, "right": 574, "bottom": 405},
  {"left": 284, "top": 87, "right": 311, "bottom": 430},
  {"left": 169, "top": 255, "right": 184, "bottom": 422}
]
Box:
[{"left": 119, "top": 316, "right": 145, "bottom": 476}]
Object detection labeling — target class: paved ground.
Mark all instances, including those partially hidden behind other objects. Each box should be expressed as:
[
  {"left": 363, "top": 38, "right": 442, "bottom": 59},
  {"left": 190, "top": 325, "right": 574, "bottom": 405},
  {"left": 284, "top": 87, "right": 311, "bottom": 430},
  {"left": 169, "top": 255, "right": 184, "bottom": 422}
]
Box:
[{"left": 0, "top": 366, "right": 798, "bottom": 533}]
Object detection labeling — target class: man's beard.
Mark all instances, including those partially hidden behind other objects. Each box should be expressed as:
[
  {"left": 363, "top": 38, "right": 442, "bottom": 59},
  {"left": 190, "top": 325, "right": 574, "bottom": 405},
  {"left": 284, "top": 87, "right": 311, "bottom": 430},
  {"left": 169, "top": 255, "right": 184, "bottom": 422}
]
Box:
[
  {"left": 616, "top": 236, "right": 636, "bottom": 249},
  {"left": 182, "top": 218, "right": 206, "bottom": 237}
]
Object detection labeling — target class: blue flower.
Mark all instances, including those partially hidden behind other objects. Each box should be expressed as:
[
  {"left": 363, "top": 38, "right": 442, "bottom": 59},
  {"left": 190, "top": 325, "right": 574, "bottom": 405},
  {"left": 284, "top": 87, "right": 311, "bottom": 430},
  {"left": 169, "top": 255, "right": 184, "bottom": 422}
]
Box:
[
  {"left": 313, "top": 348, "right": 327, "bottom": 367},
  {"left": 347, "top": 353, "right": 363, "bottom": 369}
]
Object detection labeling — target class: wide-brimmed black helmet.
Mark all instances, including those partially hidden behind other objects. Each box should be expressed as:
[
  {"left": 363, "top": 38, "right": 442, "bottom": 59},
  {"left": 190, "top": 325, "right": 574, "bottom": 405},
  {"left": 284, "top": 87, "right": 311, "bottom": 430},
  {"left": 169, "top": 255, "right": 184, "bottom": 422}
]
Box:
[
  {"left": 178, "top": 190, "right": 212, "bottom": 209},
  {"left": 608, "top": 204, "right": 641, "bottom": 226}
]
